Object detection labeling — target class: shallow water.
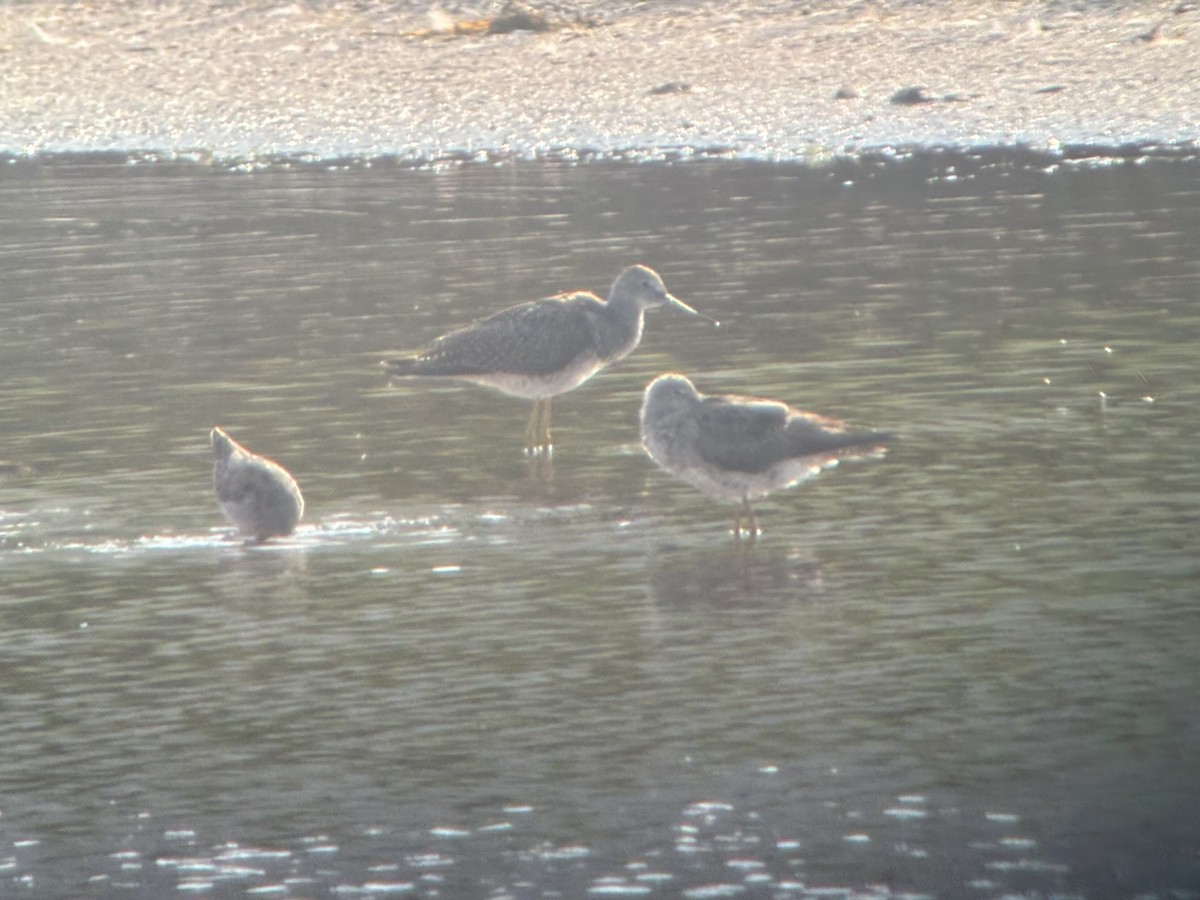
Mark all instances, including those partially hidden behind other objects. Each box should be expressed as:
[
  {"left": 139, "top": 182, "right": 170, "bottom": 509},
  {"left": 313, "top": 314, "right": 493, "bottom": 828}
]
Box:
[{"left": 1, "top": 150, "right": 1199, "bottom": 899}]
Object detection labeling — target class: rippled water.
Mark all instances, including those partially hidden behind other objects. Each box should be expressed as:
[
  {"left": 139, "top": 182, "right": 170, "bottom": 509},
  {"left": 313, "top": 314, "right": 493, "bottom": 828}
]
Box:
[{"left": 1, "top": 150, "right": 1199, "bottom": 898}]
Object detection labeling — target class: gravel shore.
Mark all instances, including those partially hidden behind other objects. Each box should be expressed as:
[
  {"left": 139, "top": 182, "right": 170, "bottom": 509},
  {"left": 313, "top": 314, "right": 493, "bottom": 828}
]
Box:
[{"left": 2, "top": 0, "right": 1197, "bottom": 161}]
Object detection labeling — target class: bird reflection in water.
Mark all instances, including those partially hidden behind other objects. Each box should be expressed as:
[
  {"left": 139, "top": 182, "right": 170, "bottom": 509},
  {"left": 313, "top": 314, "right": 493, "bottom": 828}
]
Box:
[{"left": 647, "top": 542, "right": 826, "bottom": 616}]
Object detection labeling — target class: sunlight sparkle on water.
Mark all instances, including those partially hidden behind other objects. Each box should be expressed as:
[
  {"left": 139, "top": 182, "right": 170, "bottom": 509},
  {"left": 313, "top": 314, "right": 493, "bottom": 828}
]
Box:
[
  {"left": 682, "top": 884, "right": 746, "bottom": 898},
  {"left": 588, "top": 880, "right": 652, "bottom": 896},
  {"left": 883, "top": 807, "right": 928, "bottom": 820},
  {"left": 428, "top": 826, "right": 470, "bottom": 839}
]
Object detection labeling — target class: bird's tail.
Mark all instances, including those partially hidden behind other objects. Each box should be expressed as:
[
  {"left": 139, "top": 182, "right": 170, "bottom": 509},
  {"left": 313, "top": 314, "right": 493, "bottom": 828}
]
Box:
[
  {"left": 380, "top": 357, "right": 419, "bottom": 377},
  {"left": 851, "top": 429, "right": 893, "bottom": 446},
  {"left": 842, "top": 430, "right": 894, "bottom": 456}
]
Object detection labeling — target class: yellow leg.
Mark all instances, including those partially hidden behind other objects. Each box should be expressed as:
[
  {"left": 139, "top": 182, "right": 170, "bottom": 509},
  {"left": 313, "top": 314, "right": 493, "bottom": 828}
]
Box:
[
  {"left": 523, "top": 400, "right": 554, "bottom": 454},
  {"left": 540, "top": 398, "right": 553, "bottom": 451},
  {"left": 734, "top": 499, "right": 760, "bottom": 540},
  {"left": 523, "top": 402, "right": 540, "bottom": 453}
]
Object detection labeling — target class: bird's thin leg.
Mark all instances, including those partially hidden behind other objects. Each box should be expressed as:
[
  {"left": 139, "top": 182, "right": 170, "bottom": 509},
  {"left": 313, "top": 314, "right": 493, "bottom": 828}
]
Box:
[
  {"left": 528, "top": 435, "right": 555, "bottom": 485},
  {"left": 734, "top": 498, "right": 761, "bottom": 540},
  {"left": 523, "top": 403, "right": 537, "bottom": 454},
  {"left": 524, "top": 400, "right": 554, "bottom": 455},
  {"left": 745, "top": 500, "right": 760, "bottom": 539},
  {"left": 542, "top": 398, "right": 554, "bottom": 452}
]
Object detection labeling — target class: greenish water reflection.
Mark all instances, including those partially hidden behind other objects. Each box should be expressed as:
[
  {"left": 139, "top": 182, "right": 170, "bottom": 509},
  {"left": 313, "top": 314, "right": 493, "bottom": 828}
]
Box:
[{"left": 1, "top": 151, "right": 1198, "bottom": 898}]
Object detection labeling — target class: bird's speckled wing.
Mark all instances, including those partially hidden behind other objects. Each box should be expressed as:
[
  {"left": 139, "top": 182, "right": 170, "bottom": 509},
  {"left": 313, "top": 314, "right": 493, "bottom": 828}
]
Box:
[
  {"left": 695, "top": 396, "right": 883, "bottom": 473},
  {"left": 403, "top": 293, "right": 603, "bottom": 377},
  {"left": 215, "top": 455, "right": 303, "bottom": 538},
  {"left": 693, "top": 396, "right": 798, "bottom": 473},
  {"left": 216, "top": 458, "right": 281, "bottom": 506}
]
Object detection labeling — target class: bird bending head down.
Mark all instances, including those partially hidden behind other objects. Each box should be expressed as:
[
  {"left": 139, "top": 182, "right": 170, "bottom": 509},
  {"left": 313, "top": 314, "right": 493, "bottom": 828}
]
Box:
[{"left": 211, "top": 427, "right": 304, "bottom": 542}]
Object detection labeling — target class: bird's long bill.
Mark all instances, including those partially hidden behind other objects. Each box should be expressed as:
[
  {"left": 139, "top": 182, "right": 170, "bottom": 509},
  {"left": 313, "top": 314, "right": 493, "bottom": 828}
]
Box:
[{"left": 664, "top": 292, "right": 720, "bottom": 327}]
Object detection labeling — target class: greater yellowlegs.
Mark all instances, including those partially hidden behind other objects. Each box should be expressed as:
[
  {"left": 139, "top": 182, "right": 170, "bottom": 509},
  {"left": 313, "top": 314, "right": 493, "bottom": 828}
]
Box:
[
  {"left": 640, "top": 374, "right": 891, "bottom": 537},
  {"left": 211, "top": 427, "right": 304, "bottom": 542},
  {"left": 382, "top": 264, "right": 716, "bottom": 452}
]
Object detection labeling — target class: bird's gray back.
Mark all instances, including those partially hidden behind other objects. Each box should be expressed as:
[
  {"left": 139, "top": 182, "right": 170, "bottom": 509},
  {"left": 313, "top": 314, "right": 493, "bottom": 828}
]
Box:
[
  {"left": 410, "top": 294, "right": 603, "bottom": 377},
  {"left": 694, "top": 397, "right": 796, "bottom": 473},
  {"left": 695, "top": 396, "right": 885, "bottom": 473},
  {"left": 215, "top": 455, "right": 303, "bottom": 536}
]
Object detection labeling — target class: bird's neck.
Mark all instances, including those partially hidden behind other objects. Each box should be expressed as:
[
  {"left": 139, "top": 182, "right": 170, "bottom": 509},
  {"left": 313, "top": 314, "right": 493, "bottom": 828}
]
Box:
[{"left": 596, "top": 294, "right": 645, "bottom": 361}]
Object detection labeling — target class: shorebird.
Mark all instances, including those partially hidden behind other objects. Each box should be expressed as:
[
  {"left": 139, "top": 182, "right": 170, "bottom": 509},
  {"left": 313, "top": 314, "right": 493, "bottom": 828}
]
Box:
[
  {"left": 382, "top": 265, "right": 716, "bottom": 452},
  {"left": 639, "top": 373, "right": 891, "bottom": 537},
  {"left": 210, "top": 427, "right": 304, "bottom": 542}
]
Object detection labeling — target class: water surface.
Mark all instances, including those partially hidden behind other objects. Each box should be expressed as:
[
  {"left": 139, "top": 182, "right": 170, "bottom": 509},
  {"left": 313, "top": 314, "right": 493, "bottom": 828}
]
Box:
[{"left": 1, "top": 150, "right": 1198, "bottom": 898}]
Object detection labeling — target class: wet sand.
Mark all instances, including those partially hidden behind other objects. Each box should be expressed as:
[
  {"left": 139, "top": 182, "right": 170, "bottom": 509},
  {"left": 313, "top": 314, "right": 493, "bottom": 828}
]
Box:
[{"left": 2, "top": 0, "right": 1197, "bottom": 161}]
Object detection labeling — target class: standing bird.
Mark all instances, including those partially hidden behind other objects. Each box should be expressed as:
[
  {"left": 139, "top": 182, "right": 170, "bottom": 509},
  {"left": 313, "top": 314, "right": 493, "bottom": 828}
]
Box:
[
  {"left": 640, "top": 374, "right": 891, "bottom": 537},
  {"left": 210, "top": 427, "right": 304, "bottom": 542},
  {"left": 382, "top": 265, "right": 716, "bottom": 453}
]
